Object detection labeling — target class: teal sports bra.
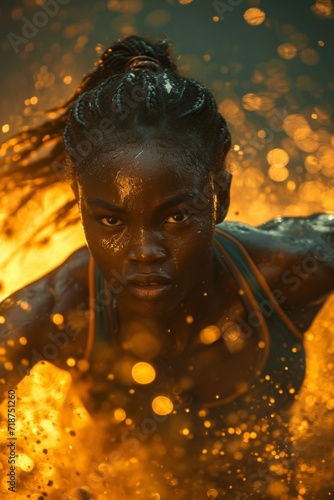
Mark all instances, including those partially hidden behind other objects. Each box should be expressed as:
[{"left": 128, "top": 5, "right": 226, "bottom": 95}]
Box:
[{"left": 84, "top": 227, "right": 305, "bottom": 415}]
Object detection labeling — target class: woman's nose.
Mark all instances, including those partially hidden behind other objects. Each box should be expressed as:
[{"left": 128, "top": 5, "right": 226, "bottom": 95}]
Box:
[{"left": 128, "top": 234, "right": 167, "bottom": 265}]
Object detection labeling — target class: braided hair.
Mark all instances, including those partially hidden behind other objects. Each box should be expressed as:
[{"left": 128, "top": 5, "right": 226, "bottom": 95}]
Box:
[{"left": 0, "top": 35, "right": 231, "bottom": 255}]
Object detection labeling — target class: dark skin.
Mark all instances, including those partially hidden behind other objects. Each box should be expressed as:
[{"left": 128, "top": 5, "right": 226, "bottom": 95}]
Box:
[{"left": 1, "top": 138, "right": 334, "bottom": 405}]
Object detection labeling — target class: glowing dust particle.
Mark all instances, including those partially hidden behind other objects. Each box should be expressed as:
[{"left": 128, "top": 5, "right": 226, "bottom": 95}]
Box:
[
  {"left": 52, "top": 313, "right": 64, "bottom": 325},
  {"left": 289, "top": 388, "right": 295, "bottom": 394},
  {"left": 203, "top": 54, "right": 211, "bottom": 62},
  {"left": 7, "top": 339, "right": 15, "bottom": 347},
  {"left": 179, "top": 0, "right": 193, "bottom": 3},
  {"left": 152, "top": 396, "right": 173, "bottom": 416},
  {"left": 234, "top": 144, "right": 240, "bottom": 151},
  {"left": 202, "top": 449, "right": 208, "bottom": 454},
  {"left": 258, "top": 340, "right": 266, "bottom": 349},
  {"left": 18, "top": 336, "right": 28, "bottom": 346},
  {"left": 0, "top": 347, "right": 6, "bottom": 355},
  {"left": 113, "top": 407, "right": 126, "bottom": 422},
  {"left": 2, "top": 124, "right": 9, "bottom": 133},
  {"left": 66, "top": 357, "right": 76, "bottom": 367},
  {"left": 318, "top": 40, "right": 325, "bottom": 46},
  {"left": 4, "top": 362, "right": 13, "bottom": 371},
  {"left": 63, "top": 75, "right": 72, "bottom": 84},
  {"left": 129, "top": 388, "right": 135, "bottom": 394},
  {"left": 107, "top": 372, "right": 115, "bottom": 380},
  {"left": 182, "top": 428, "right": 190, "bottom": 436},
  {"left": 212, "top": 16, "right": 219, "bottom": 22},
  {"left": 311, "top": 113, "right": 318, "bottom": 119},
  {"left": 186, "top": 315, "right": 194, "bottom": 324},
  {"left": 199, "top": 325, "right": 220, "bottom": 345},
  {"left": 77, "top": 359, "right": 90, "bottom": 372},
  {"left": 243, "top": 8, "right": 266, "bottom": 26},
  {"left": 125, "top": 418, "right": 132, "bottom": 425},
  {"left": 228, "top": 427, "right": 235, "bottom": 435},
  {"left": 30, "top": 96, "right": 38, "bottom": 105},
  {"left": 132, "top": 362, "right": 156, "bottom": 384},
  {"left": 204, "top": 420, "right": 211, "bottom": 428}
]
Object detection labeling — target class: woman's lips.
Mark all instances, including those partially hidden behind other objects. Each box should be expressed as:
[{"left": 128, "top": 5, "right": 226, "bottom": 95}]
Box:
[{"left": 126, "top": 274, "right": 173, "bottom": 300}]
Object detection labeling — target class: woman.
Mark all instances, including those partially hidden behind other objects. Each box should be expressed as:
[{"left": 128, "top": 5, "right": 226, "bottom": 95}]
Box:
[{"left": 0, "top": 35, "right": 333, "bottom": 497}]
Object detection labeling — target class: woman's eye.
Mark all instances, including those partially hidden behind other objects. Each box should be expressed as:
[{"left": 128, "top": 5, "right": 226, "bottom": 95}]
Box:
[
  {"left": 99, "top": 216, "right": 124, "bottom": 227},
  {"left": 165, "top": 212, "right": 191, "bottom": 224}
]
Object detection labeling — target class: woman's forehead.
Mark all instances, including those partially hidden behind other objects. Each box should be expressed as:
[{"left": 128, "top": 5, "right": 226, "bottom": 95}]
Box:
[{"left": 78, "top": 142, "right": 208, "bottom": 187}]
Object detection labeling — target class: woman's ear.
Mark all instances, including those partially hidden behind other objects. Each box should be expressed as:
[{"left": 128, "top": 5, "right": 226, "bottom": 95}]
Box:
[{"left": 215, "top": 172, "right": 232, "bottom": 224}]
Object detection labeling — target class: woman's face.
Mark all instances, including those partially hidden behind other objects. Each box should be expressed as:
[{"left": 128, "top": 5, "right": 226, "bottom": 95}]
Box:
[{"left": 77, "top": 140, "right": 229, "bottom": 318}]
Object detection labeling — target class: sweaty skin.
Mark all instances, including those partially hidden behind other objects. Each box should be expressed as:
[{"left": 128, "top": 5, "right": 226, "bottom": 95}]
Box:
[{"left": 0, "top": 142, "right": 334, "bottom": 404}]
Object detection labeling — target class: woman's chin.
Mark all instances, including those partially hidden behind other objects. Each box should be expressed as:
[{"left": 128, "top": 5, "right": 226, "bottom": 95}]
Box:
[{"left": 119, "top": 286, "right": 184, "bottom": 318}]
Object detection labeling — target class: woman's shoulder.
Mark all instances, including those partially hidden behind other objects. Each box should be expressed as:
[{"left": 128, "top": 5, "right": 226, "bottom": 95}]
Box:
[
  {"left": 1, "top": 245, "right": 90, "bottom": 316},
  {"left": 216, "top": 215, "right": 334, "bottom": 329}
]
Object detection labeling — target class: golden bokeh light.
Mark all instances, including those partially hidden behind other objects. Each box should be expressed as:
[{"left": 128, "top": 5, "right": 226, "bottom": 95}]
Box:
[
  {"left": 268, "top": 164, "right": 290, "bottom": 182},
  {"left": 266, "top": 148, "right": 289, "bottom": 166},
  {"left": 312, "top": 0, "right": 333, "bottom": 17},
  {"left": 243, "top": 8, "right": 266, "bottom": 26},
  {"left": 131, "top": 361, "right": 156, "bottom": 384},
  {"left": 16, "top": 454, "right": 34, "bottom": 472},
  {"left": 152, "top": 396, "right": 174, "bottom": 416},
  {"left": 51, "top": 313, "right": 64, "bottom": 325},
  {"left": 146, "top": 9, "right": 171, "bottom": 27},
  {"left": 300, "top": 48, "right": 320, "bottom": 65},
  {"left": 242, "top": 93, "right": 275, "bottom": 111},
  {"left": 113, "top": 407, "right": 127, "bottom": 422},
  {"left": 277, "top": 43, "right": 298, "bottom": 60},
  {"left": 199, "top": 325, "right": 221, "bottom": 345}
]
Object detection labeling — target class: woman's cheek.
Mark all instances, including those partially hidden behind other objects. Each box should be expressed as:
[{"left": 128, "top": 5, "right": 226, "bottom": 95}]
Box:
[{"left": 100, "top": 231, "right": 130, "bottom": 254}]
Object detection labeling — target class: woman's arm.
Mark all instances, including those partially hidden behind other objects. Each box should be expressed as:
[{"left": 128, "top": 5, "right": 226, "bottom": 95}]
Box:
[
  {"left": 221, "top": 212, "right": 334, "bottom": 331},
  {"left": 0, "top": 247, "right": 90, "bottom": 400}
]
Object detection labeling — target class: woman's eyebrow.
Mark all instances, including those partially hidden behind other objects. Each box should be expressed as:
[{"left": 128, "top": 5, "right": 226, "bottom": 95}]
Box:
[
  {"left": 86, "top": 198, "right": 126, "bottom": 213},
  {"left": 156, "top": 192, "right": 196, "bottom": 212}
]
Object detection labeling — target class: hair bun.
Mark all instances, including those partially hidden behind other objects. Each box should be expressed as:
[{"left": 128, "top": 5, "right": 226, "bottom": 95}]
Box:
[
  {"left": 98, "top": 35, "right": 177, "bottom": 76},
  {"left": 125, "top": 55, "right": 163, "bottom": 72}
]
